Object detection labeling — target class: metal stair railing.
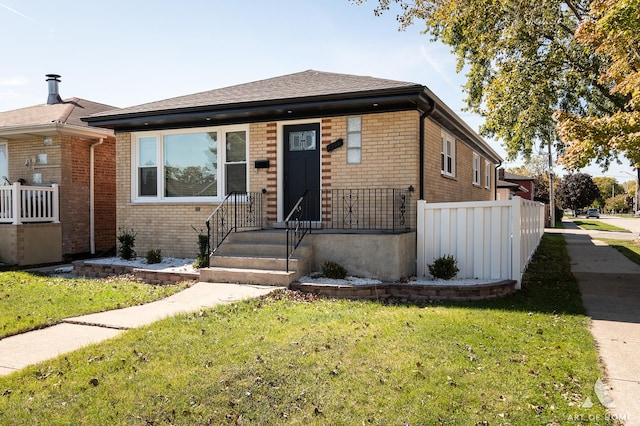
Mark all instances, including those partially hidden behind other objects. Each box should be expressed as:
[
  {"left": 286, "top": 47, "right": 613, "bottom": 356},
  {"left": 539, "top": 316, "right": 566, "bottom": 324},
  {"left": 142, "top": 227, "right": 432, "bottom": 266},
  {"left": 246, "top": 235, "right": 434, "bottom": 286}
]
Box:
[
  {"left": 284, "top": 190, "right": 312, "bottom": 272},
  {"left": 205, "top": 191, "right": 263, "bottom": 258}
]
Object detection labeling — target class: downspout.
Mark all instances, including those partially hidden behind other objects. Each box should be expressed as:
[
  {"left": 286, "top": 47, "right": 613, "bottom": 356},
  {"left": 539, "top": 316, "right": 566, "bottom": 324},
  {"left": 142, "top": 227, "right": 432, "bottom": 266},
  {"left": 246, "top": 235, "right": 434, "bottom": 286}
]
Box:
[
  {"left": 90, "top": 138, "right": 104, "bottom": 255},
  {"left": 419, "top": 99, "right": 436, "bottom": 200}
]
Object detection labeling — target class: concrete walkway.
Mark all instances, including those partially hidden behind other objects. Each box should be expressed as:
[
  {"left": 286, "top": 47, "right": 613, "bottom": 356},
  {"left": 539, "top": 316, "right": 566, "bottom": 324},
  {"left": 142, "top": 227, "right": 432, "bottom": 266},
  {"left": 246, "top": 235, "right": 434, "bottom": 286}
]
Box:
[
  {"left": 551, "top": 218, "right": 640, "bottom": 425},
  {"left": 0, "top": 282, "right": 278, "bottom": 377}
]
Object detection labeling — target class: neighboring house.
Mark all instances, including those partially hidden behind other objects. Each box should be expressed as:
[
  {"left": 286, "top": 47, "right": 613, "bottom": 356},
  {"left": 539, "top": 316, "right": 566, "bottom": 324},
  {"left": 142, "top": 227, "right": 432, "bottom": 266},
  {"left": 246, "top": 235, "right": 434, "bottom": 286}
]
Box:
[
  {"left": 0, "top": 75, "right": 116, "bottom": 266},
  {"left": 496, "top": 168, "right": 535, "bottom": 201},
  {"left": 84, "top": 70, "right": 502, "bottom": 282}
]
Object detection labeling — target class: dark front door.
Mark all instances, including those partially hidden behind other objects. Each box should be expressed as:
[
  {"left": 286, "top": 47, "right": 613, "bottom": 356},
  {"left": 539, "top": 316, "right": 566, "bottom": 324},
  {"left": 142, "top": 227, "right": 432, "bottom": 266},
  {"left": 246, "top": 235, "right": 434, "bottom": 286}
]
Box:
[{"left": 283, "top": 123, "right": 320, "bottom": 221}]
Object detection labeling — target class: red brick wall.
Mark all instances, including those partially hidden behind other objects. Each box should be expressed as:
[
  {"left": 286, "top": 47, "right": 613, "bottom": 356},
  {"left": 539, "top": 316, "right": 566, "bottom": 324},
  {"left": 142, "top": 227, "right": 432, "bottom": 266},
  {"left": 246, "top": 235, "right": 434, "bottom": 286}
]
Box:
[{"left": 93, "top": 138, "right": 116, "bottom": 253}]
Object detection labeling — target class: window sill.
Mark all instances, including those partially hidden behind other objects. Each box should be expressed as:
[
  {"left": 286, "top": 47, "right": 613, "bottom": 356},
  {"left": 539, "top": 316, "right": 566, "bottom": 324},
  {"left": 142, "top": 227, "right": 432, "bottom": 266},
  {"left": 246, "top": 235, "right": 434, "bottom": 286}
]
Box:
[{"left": 440, "top": 172, "right": 457, "bottom": 181}]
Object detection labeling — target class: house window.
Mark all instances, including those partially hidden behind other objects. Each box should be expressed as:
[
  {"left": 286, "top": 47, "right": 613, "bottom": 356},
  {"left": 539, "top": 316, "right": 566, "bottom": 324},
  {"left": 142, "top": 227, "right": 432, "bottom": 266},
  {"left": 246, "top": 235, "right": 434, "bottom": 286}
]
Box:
[
  {"left": 473, "top": 153, "right": 481, "bottom": 185},
  {"left": 485, "top": 160, "right": 491, "bottom": 189},
  {"left": 225, "top": 130, "right": 247, "bottom": 193},
  {"left": 0, "top": 143, "right": 7, "bottom": 183},
  {"left": 138, "top": 137, "right": 158, "bottom": 196},
  {"left": 346, "top": 116, "right": 362, "bottom": 164},
  {"left": 132, "top": 126, "right": 248, "bottom": 202},
  {"left": 441, "top": 131, "right": 455, "bottom": 177}
]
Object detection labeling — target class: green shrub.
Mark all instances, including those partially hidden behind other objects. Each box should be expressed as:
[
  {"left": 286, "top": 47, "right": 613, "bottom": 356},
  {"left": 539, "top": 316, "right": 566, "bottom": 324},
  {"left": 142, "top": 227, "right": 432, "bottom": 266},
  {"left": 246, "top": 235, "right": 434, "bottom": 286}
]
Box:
[
  {"left": 192, "top": 227, "right": 209, "bottom": 269},
  {"left": 322, "top": 260, "right": 347, "bottom": 279},
  {"left": 428, "top": 255, "right": 459, "bottom": 280},
  {"left": 146, "top": 249, "right": 162, "bottom": 264},
  {"left": 117, "top": 228, "right": 136, "bottom": 260}
]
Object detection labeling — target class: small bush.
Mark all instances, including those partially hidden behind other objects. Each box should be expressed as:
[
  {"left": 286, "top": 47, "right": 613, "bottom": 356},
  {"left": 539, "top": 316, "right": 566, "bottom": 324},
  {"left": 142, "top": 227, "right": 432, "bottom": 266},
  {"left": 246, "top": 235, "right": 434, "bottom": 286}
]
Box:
[
  {"left": 428, "top": 255, "right": 459, "bottom": 280},
  {"left": 117, "top": 228, "right": 136, "bottom": 260},
  {"left": 146, "top": 249, "right": 162, "bottom": 264},
  {"left": 192, "top": 226, "right": 209, "bottom": 269},
  {"left": 322, "top": 261, "right": 347, "bottom": 279}
]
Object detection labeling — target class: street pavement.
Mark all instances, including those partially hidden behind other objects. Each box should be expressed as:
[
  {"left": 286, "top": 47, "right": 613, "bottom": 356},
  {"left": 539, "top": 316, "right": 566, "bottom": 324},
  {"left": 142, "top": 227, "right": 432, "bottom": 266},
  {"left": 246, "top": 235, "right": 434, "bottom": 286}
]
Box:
[{"left": 552, "top": 217, "right": 640, "bottom": 425}]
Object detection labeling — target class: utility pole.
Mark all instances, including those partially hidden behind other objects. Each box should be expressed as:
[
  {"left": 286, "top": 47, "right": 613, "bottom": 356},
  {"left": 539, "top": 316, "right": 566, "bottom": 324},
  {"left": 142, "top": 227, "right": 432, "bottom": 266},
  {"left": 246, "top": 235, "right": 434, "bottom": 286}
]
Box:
[{"left": 548, "top": 142, "right": 555, "bottom": 226}]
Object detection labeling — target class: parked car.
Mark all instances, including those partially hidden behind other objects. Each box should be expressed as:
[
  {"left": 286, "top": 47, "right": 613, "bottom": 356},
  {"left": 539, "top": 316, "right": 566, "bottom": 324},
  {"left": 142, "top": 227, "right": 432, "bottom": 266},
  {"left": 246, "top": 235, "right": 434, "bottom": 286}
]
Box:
[{"left": 586, "top": 208, "right": 600, "bottom": 218}]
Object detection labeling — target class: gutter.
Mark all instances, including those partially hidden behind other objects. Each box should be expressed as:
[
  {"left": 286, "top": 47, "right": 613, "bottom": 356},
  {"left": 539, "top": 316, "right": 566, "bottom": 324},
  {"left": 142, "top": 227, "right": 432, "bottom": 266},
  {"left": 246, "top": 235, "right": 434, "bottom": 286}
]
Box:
[
  {"left": 89, "top": 138, "right": 104, "bottom": 254},
  {"left": 419, "top": 98, "right": 437, "bottom": 200}
]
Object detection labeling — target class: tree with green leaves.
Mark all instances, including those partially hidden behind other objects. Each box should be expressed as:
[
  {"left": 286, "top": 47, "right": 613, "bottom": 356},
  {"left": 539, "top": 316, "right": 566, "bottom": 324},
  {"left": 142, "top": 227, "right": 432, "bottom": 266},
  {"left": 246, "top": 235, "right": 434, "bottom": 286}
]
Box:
[
  {"left": 355, "top": 0, "right": 637, "bottom": 171},
  {"left": 557, "top": 173, "right": 600, "bottom": 214},
  {"left": 554, "top": 0, "right": 640, "bottom": 171},
  {"left": 592, "top": 176, "right": 624, "bottom": 208},
  {"left": 605, "top": 194, "right": 631, "bottom": 213}
]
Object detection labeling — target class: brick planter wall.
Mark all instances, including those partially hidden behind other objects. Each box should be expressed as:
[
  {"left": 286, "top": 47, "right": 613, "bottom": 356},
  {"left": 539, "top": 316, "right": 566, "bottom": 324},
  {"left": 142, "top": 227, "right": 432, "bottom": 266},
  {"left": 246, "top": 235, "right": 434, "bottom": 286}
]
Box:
[
  {"left": 290, "top": 281, "right": 516, "bottom": 301},
  {"left": 72, "top": 261, "right": 199, "bottom": 285}
]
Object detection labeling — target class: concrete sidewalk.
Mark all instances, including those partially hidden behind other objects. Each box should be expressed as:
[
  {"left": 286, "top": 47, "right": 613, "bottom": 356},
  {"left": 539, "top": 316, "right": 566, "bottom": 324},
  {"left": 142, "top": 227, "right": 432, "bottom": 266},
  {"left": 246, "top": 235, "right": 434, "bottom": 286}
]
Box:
[
  {"left": 551, "top": 220, "right": 640, "bottom": 425},
  {"left": 0, "top": 282, "right": 278, "bottom": 376}
]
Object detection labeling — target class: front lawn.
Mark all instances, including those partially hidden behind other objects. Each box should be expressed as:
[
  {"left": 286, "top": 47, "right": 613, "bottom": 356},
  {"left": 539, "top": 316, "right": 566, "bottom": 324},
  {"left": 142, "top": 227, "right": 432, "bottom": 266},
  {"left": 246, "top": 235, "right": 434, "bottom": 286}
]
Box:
[
  {"left": 597, "top": 238, "right": 640, "bottom": 266},
  {"left": 572, "top": 220, "right": 629, "bottom": 232},
  {"left": 0, "top": 235, "right": 612, "bottom": 424},
  {"left": 0, "top": 272, "right": 188, "bottom": 339}
]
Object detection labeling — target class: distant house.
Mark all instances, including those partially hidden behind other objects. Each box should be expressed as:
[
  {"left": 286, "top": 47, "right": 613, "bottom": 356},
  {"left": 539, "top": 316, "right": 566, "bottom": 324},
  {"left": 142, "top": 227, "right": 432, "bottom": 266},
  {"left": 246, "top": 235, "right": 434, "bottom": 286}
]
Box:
[
  {"left": 497, "top": 168, "right": 535, "bottom": 201},
  {"left": 0, "top": 75, "right": 116, "bottom": 266},
  {"left": 85, "top": 70, "right": 502, "bottom": 282}
]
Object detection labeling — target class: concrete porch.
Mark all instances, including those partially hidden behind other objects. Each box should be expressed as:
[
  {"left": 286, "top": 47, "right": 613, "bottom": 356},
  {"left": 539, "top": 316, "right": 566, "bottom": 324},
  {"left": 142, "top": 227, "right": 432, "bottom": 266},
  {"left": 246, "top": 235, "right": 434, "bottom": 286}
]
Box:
[{"left": 198, "top": 229, "right": 417, "bottom": 286}]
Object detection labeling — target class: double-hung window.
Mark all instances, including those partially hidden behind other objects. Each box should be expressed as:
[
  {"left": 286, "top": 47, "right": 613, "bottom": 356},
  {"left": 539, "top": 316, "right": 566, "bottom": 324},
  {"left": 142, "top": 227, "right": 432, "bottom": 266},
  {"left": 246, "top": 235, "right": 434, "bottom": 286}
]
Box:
[
  {"left": 133, "top": 126, "right": 248, "bottom": 202},
  {"left": 473, "top": 153, "right": 481, "bottom": 185},
  {"left": 441, "top": 131, "right": 455, "bottom": 177},
  {"left": 485, "top": 160, "right": 491, "bottom": 189}
]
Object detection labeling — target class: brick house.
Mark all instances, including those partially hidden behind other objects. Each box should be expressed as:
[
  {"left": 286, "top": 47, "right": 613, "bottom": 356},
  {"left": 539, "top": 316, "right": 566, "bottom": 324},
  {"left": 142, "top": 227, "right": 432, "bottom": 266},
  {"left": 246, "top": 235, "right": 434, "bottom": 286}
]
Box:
[
  {"left": 497, "top": 168, "right": 535, "bottom": 201},
  {"left": 85, "top": 70, "right": 501, "bottom": 283},
  {"left": 0, "top": 75, "right": 116, "bottom": 266}
]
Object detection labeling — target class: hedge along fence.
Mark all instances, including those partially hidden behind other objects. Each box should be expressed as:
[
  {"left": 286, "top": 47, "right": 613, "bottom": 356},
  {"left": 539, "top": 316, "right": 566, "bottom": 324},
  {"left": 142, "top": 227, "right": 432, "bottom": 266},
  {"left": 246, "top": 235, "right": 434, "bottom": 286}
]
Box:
[{"left": 417, "top": 197, "right": 545, "bottom": 289}]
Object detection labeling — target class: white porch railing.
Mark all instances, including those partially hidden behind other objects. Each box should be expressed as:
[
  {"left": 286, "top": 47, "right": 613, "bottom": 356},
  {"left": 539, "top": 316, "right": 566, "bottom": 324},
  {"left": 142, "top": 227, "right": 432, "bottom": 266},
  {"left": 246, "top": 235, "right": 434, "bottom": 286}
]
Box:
[
  {"left": 416, "top": 196, "right": 545, "bottom": 289},
  {"left": 0, "top": 182, "right": 60, "bottom": 225}
]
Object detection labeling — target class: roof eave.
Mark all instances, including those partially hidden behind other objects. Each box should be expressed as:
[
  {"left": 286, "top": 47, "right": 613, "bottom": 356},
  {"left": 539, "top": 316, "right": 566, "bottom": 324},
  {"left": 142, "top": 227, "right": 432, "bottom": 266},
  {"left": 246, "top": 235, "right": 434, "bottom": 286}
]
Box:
[
  {"left": 84, "top": 87, "right": 428, "bottom": 132},
  {"left": 424, "top": 87, "right": 502, "bottom": 164},
  {"left": 0, "top": 123, "right": 114, "bottom": 140}
]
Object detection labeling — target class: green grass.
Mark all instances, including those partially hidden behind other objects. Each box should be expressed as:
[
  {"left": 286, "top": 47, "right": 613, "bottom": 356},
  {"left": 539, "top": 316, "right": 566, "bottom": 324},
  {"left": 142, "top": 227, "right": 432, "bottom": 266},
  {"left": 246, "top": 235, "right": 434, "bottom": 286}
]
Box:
[
  {"left": 0, "top": 272, "right": 188, "bottom": 338},
  {"left": 572, "top": 219, "right": 630, "bottom": 232},
  {"left": 0, "top": 235, "right": 612, "bottom": 425},
  {"left": 597, "top": 238, "right": 640, "bottom": 266}
]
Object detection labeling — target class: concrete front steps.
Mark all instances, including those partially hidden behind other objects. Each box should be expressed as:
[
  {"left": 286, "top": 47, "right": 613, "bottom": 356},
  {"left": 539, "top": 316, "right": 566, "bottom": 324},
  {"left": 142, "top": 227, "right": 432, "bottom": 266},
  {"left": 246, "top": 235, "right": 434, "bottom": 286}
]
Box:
[{"left": 199, "top": 229, "right": 313, "bottom": 286}]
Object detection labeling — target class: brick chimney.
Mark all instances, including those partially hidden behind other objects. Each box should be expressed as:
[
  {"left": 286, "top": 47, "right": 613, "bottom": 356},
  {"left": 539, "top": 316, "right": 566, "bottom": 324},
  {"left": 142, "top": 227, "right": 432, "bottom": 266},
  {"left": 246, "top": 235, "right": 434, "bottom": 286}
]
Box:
[
  {"left": 46, "top": 74, "right": 62, "bottom": 105},
  {"left": 498, "top": 167, "right": 505, "bottom": 181}
]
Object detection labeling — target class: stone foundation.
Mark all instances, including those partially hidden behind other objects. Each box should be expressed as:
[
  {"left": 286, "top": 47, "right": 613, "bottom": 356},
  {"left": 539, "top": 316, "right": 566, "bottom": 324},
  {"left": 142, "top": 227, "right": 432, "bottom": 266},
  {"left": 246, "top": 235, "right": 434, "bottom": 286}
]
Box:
[
  {"left": 72, "top": 260, "right": 514, "bottom": 300},
  {"left": 72, "top": 261, "right": 199, "bottom": 285},
  {"left": 290, "top": 280, "right": 516, "bottom": 301}
]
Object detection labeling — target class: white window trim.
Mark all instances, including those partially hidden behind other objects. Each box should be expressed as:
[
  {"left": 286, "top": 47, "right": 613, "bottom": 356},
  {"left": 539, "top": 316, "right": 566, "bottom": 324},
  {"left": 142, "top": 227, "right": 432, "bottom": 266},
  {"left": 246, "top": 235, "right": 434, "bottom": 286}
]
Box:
[
  {"left": 485, "top": 160, "right": 491, "bottom": 189},
  {"left": 473, "top": 152, "right": 481, "bottom": 185},
  {"left": 441, "top": 130, "right": 456, "bottom": 177},
  {"left": 130, "top": 125, "right": 249, "bottom": 203}
]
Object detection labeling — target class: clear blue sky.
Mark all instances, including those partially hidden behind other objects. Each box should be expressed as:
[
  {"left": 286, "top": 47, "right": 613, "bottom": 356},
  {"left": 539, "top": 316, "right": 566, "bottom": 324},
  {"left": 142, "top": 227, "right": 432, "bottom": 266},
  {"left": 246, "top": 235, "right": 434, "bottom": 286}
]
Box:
[{"left": 0, "top": 0, "right": 635, "bottom": 182}]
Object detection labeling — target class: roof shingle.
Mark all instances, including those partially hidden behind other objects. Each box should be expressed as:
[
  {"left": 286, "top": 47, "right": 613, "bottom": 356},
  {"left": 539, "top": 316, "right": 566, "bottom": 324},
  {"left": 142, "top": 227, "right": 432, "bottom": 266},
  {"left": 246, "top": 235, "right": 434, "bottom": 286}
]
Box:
[
  {"left": 89, "top": 70, "right": 422, "bottom": 118},
  {"left": 0, "top": 98, "right": 116, "bottom": 129}
]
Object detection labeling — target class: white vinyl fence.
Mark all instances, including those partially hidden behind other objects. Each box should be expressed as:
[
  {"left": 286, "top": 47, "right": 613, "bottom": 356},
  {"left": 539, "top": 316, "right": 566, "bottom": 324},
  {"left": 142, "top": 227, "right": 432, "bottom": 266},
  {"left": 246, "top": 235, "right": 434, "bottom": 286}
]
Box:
[{"left": 417, "top": 196, "right": 545, "bottom": 289}]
